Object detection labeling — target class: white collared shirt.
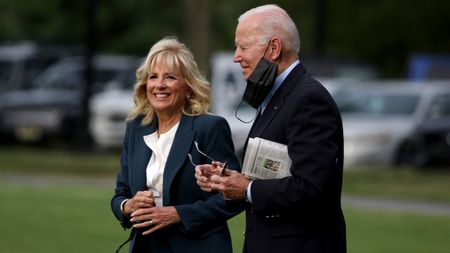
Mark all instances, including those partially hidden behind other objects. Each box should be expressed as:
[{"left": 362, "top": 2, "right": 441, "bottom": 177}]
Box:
[{"left": 143, "top": 122, "right": 179, "bottom": 206}]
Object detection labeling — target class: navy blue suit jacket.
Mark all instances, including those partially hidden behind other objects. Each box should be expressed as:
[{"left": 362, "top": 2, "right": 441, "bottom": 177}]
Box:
[
  {"left": 244, "top": 63, "right": 347, "bottom": 253},
  {"left": 111, "top": 114, "right": 242, "bottom": 253}
]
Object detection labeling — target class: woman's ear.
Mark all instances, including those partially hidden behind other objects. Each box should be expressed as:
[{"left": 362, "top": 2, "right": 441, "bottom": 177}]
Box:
[{"left": 186, "top": 90, "right": 193, "bottom": 100}]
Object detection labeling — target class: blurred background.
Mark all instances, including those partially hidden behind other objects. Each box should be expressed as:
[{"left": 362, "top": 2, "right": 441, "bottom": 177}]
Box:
[{"left": 0, "top": 0, "right": 449, "bottom": 252}]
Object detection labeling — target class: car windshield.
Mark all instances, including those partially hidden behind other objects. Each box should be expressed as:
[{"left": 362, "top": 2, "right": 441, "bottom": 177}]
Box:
[
  {"left": 34, "top": 63, "right": 134, "bottom": 93},
  {"left": 336, "top": 90, "right": 420, "bottom": 116}
]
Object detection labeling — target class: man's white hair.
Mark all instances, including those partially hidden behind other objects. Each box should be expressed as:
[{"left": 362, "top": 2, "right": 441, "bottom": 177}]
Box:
[{"left": 238, "top": 4, "right": 301, "bottom": 54}]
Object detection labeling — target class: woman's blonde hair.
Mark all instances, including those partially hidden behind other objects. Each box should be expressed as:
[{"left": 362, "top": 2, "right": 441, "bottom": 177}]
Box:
[{"left": 127, "top": 36, "right": 211, "bottom": 125}]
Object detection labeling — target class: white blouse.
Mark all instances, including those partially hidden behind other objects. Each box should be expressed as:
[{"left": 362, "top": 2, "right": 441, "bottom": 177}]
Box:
[{"left": 143, "top": 122, "right": 179, "bottom": 207}]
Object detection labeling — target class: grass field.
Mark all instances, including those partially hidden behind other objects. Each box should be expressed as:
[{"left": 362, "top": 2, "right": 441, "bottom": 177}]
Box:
[
  {"left": 1, "top": 146, "right": 450, "bottom": 252},
  {"left": 1, "top": 181, "right": 449, "bottom": 253}
]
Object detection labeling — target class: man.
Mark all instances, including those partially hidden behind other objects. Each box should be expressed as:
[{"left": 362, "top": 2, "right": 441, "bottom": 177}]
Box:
[{"left": 196, "top": 4, "right": 346, "bottom": 253}]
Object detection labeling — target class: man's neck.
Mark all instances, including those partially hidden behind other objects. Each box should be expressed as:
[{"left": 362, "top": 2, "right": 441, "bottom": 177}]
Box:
[{"left": 276, "top": 56, "right": 299, "bottom": 76}]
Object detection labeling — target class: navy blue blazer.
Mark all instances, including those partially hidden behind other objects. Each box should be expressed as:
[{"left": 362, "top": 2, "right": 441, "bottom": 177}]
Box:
[
  {"left": 244, "top": 63, "right": 347, "bottom": 253},
  {"left": 111, "top": 114, "right": 242, "bottom": 253}
]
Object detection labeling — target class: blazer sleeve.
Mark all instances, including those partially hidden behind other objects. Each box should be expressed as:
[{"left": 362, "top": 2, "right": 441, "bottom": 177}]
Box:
[
  {"left": 175, "top": 116, "right": 245, "bottom": 235},
  {"left": 111, "top": 123, "right": 133, "bottom": 229},
  {"left": 251, "top": 84, "right": 343, "bottom": 215}
]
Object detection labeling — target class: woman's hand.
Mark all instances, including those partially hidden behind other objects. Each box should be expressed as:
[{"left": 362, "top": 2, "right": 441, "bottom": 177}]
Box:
[
  {"left": 195, "top": 162, "right": 226, "bottom": 192},
  {"left": 123, "top": 191, "right": 155, "bottom": 216},
  {"left": 130, "top": 206, "right": 181, "bottom": 235}
]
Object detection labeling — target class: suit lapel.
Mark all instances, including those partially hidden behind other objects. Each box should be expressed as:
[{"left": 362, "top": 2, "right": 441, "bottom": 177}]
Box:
[
  {"left": 162, "top": 115, "right": 195, "bottom": 205},
  {"left": 249, "top": 63, "right": 306, "bottom": 138}
]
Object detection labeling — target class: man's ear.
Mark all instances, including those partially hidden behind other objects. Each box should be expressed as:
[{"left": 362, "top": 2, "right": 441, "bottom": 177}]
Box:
[{"left": 269, "top": 37, "right": 282, "bottom": 61}]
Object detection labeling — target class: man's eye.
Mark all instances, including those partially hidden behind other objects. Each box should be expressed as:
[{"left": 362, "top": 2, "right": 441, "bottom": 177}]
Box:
[{"left": 240, "top": 45, "right": 249, "bottom": 51}]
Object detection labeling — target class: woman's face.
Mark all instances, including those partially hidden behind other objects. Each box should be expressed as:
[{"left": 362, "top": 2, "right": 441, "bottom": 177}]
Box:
[{"left": 146, "top": 64, "right": 190, "bottom": 117}]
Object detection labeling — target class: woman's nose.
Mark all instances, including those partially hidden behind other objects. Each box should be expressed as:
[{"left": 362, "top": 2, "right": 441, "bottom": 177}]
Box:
[{"left": 155, "top": 78, "right": 166, "bottom": 87}]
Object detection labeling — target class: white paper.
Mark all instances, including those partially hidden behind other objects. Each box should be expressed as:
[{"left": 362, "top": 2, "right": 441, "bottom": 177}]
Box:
[{"left": 241, "top": 137, "right": 292, "bottom": 179}]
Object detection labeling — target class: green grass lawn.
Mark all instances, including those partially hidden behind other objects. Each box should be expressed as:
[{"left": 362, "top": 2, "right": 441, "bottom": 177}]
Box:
[
  {"left": 1, "top": 146, "right": 450, "bottom": 252},
  {"left": 343, "top": 166, "right": 450, "bottom": 203},
  {"left": 1, "top": 181, "right": 449, "bottom": 253},
  {"left": 0, "top": 182, "right": 125, "bottom": 253},
  {"left": 0, "top": 145, "right": 120, "bottom": 176}
]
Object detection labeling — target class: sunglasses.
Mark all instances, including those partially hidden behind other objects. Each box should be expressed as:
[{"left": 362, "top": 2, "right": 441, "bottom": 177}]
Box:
[{"left": 187, "top": 141, "right": 228, "bottom": 176}]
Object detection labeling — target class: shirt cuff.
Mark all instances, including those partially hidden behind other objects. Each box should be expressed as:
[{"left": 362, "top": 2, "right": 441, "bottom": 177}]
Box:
[
  {"left": 246, "top": 180, "right": 253, "bottom": 203},
  {"left": 120, "top": 198, "right": 130, "bottom": 217}
]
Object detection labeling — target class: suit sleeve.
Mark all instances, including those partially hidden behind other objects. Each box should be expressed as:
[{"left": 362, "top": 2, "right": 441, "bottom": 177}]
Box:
[{"left": 251, "top": 86, "right": 343, "bottom": 215}]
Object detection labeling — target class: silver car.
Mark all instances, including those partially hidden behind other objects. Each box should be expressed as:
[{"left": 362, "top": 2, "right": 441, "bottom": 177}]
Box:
[{"left": 337, "top": 81, "right": 450, "bottom": 168}]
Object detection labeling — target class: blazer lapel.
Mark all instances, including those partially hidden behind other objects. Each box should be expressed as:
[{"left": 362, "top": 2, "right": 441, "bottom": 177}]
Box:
[
  {"left": 133, "top": 118, "right": 158, "bottom": 191},
  {"left": 162, "top": 115, "right": 195, "bottom": 205}
]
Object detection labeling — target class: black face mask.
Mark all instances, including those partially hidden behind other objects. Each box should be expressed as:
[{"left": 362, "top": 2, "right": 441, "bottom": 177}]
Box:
[{"left": 242, "top": 46, "right": 278, "bottom": 109}]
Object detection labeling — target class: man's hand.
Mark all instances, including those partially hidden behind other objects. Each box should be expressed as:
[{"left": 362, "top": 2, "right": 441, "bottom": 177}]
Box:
[{"left": 210, "top": 169, "right": 250, "bottom": 200}]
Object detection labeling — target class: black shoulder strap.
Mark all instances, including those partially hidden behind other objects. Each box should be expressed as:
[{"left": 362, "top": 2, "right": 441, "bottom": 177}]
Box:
[{"left": 115, "top": 229, "right": 136, "bottom": 253}]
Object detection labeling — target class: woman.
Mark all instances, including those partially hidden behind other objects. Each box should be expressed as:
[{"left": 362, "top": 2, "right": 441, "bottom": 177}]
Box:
[{"left": 111, "top": 37, "right": 242, "bottom": 253}]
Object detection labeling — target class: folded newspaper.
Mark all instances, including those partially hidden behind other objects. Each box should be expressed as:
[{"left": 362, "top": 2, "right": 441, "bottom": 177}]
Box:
[{"left": 242, "top": 137, "right": 292, "bottom": 179}]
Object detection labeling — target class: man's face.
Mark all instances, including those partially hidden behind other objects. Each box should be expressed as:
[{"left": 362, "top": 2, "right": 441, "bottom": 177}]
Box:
[{"left": 233, "top": 19, "right": 266, "bottom": 80}]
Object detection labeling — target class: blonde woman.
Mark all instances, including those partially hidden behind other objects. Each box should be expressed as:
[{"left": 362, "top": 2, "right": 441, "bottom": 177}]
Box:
[{"left": 111, "top": 36, "right": 241, "bottom": 253}]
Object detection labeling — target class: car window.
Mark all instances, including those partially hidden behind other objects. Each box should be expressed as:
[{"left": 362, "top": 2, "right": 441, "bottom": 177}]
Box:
[
  {"left": 23, "top": 58, "right": 57, "bottom": 88},
  {"left": 0, "top": 61, "right": 13, "bottom": 91},
  {"left": 427, "top": 93, "right": 450, "bottom": 118},
  {"left": 34, "top": 62, "right": 134, "bottom": 93},
  {"left": 37, "top": 67, "right": 82, "bottom": 90},
  {"left": 337, "top": 90, "right": 420, "bottom": 115}
]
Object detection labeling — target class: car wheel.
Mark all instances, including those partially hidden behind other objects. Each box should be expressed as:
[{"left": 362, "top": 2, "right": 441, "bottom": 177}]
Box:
[{"left": 395, "top": 140, "right": 429, "bottom": 168}]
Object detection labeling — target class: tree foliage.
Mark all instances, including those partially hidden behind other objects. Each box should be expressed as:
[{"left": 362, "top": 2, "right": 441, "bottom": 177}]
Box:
[{"left": 0, "top": 0, "right": 449, "bottom": 77}]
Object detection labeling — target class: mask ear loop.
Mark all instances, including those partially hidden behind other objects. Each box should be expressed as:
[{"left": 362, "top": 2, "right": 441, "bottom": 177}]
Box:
[
  {"left": 262, "top": 39, "right": 272, "bottom": 59},
  {"left": 235, "top": 100, "right": 259, "bottom": 123}
]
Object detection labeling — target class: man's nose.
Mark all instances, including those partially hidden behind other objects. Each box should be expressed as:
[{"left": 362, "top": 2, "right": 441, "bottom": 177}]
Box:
[{"left": 233, "top": 50, "right": 241, "bottom": 63}]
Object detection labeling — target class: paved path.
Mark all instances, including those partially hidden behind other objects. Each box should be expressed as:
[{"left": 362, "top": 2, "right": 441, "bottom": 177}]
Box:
[
  {"left": 342, "top": 194, "right": 450, "bottom": 216},
  {"left": 2, "top": 172, "right": 450, "bottom": 216}
]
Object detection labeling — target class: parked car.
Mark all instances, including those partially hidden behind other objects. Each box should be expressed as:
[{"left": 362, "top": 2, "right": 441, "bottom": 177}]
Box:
[
  {"left": 89, "top": 87, "right": 134, "bottom": 149},
  {"left": 0, "top": 54, "right": 138, "bottom": 143},
  {"left": 0, "top": 41, "right": 82, "bottom": 93},
  {"left": 336, "top": 81, "right": 450, "bottom": 168}
]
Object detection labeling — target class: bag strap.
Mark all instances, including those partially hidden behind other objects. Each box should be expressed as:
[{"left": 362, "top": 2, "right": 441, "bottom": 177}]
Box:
[{"left": 115, "top": 229, "right": 136, "bottom": 253}]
